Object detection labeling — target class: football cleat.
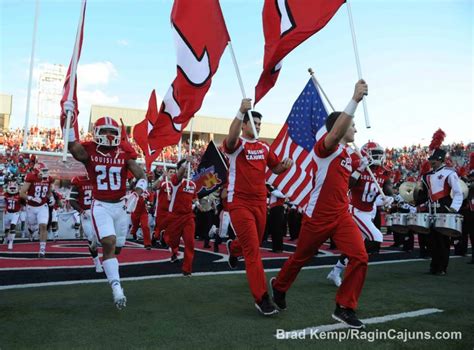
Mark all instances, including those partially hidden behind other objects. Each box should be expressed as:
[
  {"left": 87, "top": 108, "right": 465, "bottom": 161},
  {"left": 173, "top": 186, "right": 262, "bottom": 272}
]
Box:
[
  {"left": 95, "top": 264, "right": 104, "bottom": 273},
  {"left": 112, "top": 286, "right": 127, "bottom": 310}
]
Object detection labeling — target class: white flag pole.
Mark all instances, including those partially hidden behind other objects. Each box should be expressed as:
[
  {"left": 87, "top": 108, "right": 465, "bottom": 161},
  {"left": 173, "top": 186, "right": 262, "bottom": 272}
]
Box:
[
  {"left": 346, "top": 0, "right": 370, "bottom": 128},
  {"left": 178, "top": 138, "right": 182, "bottom": 161},
  {"left": 187, "top": 119, "right": 194, "bottom": 182},
  {"left": 308, "top": 68, "right": 335, "bottom": 113},
  {"left": 161, "top": 151, "right": 171, "bottom": 201},
  {"left": 211, "top": 140, "right": 228, "bottom": 171},
  {"left": 227, "top": 41, "right": 259, "bottom": 140},
  {"left": 22, "top": 0, "right": 40, "bottom": 153},
  {"left": 63, "top": 0, "right": 86, "bottom": 162}
]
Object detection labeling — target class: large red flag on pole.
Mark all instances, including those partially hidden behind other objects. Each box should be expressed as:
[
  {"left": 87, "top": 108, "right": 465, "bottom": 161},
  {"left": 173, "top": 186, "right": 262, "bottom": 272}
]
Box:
[
  {"left": 254, "top": 0, "right": 344, "bottom": 104},
  {"left": 133, "top": 90, "right": 160, "bottom": 171},
  {"left": 60, "top": 0, "right": 87, "bottom": 161},
  {"left": 147, "top": 0, "right": 230, "bottom": 154}
]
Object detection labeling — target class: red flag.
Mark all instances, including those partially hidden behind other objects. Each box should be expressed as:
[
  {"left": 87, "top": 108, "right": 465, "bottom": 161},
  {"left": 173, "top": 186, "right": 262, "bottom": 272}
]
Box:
[
  {"left": 254, "top": 0, "right": 345, "bottom": 104},
  {"left": 119, "top": 118, "right": 137, "bottom": 158},
  {"left": 60, "top": 0, "right": 87, "bottom": 140},
  {"left": 148, "top": 0, "right": 230, "bottom": 153},
  {"left": 133, "top": 90, "right": 160, "bottom": 171}
]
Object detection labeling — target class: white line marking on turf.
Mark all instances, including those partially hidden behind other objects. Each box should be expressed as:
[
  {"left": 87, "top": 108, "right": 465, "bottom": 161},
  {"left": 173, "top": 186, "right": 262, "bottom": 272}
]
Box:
[
  {"left": 0, "top": 256, "right": 463, "bottom": 291},
  {"left": 286, "top": 308, "right": 444, "bottom": 336}
]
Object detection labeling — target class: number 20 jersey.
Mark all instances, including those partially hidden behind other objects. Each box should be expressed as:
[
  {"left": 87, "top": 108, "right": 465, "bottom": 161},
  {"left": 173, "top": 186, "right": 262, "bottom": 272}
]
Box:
[
  {"left": 81, "top": 141, "right": 137, "bottom": 202},
  {"left": 350, "top": 166, "right": 391, "bottom": 212}
]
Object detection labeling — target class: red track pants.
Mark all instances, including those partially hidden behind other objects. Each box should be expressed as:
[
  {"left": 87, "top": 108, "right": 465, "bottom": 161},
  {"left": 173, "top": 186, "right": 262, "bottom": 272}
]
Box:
[
  {"left": 130, "top": 211, "right": 151, "bottom": 247},
  {"left": 273, "top": 212, "right": 368, "bottom": 309},
  {"left": 229, "top": 203, "right": 267, "bottom": 303},
  {"left": 153, "top": 211, "right": 170, "bottom": 239},
  {"left": 165, "top": 213, "right": 195, "bottom": 274}
]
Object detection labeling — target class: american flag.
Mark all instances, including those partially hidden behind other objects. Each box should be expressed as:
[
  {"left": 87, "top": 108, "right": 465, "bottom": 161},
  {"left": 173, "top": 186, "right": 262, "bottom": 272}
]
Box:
[{"left": 266, "top": 78, "right": 328, "bottom": 206}]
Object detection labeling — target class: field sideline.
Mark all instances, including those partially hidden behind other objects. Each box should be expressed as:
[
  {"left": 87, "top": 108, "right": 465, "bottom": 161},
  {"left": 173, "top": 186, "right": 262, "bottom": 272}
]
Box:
[{"left": 1, "top": 258, "right": 472, "bottom": 349}]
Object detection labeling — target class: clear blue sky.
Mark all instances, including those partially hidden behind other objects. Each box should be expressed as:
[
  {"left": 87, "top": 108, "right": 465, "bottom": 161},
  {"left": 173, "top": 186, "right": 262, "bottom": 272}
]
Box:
[{"left": 0, "top": 0, "right": 472, "bottom": 147}]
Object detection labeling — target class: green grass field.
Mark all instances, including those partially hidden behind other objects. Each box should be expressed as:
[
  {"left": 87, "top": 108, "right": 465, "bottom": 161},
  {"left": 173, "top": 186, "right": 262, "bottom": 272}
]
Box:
[{"left": 1, "top": 258, "right": 473, "bottom": 349}]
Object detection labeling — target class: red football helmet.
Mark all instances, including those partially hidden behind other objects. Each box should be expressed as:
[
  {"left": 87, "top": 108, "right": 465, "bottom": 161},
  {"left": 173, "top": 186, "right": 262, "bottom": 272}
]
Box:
[
  {"left": 361, "top": 142, "right": 385, "bottom": 166},
  {"left": 93, "top": 117, "right": 121, "bottom": 147},
  {"left": 34, "top": 162, "right": 49, "bottom": 179},
  {"left": 7, "top": 181, "right": 19, "bottom": 194}
]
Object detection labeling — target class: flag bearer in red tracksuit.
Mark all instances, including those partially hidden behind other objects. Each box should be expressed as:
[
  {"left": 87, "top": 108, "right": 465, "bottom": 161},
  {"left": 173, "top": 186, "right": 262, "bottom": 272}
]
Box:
[
  {"left": 130, "top": 190, "right": 152, "bottom": 250},
  {"left": 152, "top": 168, "right": 175, "bottom": 247},
  {"left": 164, "top": 157, "right": 197, "bottom": 276},
  {"left": 223, "top": 98, "right": 293, "bottom": 316},
  {"left": 271, "top": 80, "right": 369, "bottom": 328}
]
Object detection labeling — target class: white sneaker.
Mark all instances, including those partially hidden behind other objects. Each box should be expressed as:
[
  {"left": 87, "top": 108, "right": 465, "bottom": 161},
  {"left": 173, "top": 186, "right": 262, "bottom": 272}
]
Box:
[
  {"left": 8, "top": 241, "right": 13, "bottom": 250},
  {"left": 327, "top": 268, "right": 342, "bottom": 287},
  {"left": 208, "top": 225, "right": 217, "bottom": 239},
  {"left": 112, "top": 285, "right": 127, "bottom": 310},
  {"left": 95, "top": 263, "right": 104, "bottom": 273},
  {"left": 38, "top": 250, "right": 46, "bottom": 258}
]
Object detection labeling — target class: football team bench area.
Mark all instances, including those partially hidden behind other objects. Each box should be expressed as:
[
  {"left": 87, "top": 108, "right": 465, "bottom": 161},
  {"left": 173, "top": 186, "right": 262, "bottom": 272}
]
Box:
[{"left": 0, "top": 248, "right": 472, "bottom": 349}]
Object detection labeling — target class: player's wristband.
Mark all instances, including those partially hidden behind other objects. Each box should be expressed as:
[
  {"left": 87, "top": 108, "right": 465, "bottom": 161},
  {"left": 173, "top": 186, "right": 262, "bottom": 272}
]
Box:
[
  {"left": 236, "top": 110, "right": 245, "bottom": 121},
  {"left": 351, "top": 171, "right": 361, "bottom": 180},
  {"left": 135, "top": 178, "right": 148, "bottom": 191},
  {"left": 63, "top": 128, "right": 76, "bottom": 142},
  {"left": 343, "top": 99, "right": 358, "bottom": 117}
]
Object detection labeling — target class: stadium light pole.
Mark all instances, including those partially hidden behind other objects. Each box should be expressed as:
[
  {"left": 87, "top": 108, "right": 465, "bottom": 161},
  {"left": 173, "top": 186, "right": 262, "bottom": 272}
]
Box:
[{"left": 22, "top": 0, "right": 40, "bottom": 153}]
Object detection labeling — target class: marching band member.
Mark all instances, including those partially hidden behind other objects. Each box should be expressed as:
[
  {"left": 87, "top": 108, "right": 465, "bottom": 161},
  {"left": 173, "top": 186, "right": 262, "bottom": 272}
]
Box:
[{"left": 415, "top": 146, "right": 463, "bottom": 275}]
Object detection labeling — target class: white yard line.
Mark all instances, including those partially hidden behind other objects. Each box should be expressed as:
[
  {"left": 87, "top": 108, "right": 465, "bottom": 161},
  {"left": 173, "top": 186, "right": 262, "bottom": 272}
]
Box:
[
  {"left": 285, "top": 308, "right": 443, "bottom": 335},
  {"left": 0, "top": 256, "right": 463, "bottom": 291}
]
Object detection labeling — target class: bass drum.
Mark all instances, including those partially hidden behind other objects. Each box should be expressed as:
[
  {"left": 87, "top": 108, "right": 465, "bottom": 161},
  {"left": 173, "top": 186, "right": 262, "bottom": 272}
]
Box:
[{"left": 433, "top": 214, "right": 463, "bottom": 237}]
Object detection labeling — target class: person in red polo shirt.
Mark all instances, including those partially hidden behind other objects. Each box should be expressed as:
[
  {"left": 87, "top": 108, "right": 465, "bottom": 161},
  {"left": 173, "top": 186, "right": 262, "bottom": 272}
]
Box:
[
  {"left": 152, "top": 168, "right": 175, "bottom": 248},
  {"left": 271, "top": 80, "right": 369, "bottom": 328},
  {"left": 130, "top": 189, "right": 152, "bottom": 249},
  {"left": 223, "top": 98, "right": 292, "bottom": 316},
  {"left": 164, "top": 157, "right": 197, "bottom": 276}
]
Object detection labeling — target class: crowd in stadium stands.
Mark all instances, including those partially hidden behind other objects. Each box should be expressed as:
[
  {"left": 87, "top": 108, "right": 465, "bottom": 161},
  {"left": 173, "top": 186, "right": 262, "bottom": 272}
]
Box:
[
  {"left": 0, "top": 127, "right": 210, "bottom": 166},
  {"left": 0, "top": 126, "right": 472, "bottom": 182}
]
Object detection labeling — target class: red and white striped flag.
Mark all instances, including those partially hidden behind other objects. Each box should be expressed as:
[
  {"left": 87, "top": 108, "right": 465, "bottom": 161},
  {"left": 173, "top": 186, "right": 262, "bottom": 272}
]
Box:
[
  {"left": 60, "top": 0, "right": 87, "bottom": 141},
  {"left": 266, "top": 79, "right": 329, "bottom": 206}
]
